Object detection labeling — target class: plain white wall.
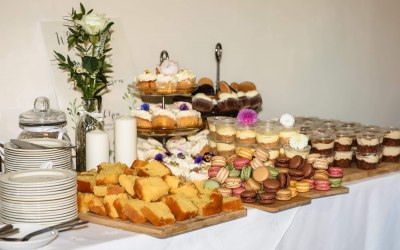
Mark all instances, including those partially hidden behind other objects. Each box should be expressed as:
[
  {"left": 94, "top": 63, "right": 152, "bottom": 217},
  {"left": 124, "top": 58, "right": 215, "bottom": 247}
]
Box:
[{"left": 0, "top": 0, "right": 399, "bottom": 140}]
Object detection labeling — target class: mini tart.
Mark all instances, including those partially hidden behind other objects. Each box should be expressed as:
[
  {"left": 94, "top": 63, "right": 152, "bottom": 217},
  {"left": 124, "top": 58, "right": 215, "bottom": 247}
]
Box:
[
  {"left": 176, "top": 110, "right": 201, "bottom": 128},
  {"left": 131, "top": 110, "right": 152, "bottom": 129},
  {"left": 152, "top": 110, "right": 176, "bottom": 129}
]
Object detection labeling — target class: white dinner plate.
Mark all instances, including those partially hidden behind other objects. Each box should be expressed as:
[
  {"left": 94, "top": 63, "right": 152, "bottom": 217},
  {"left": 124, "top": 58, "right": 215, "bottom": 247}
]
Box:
[
  {"left": 0, "top": 223, "right": 58, "bottom": 250},
  {"left": 0, "top": 169, "right": 76, "bottom": 186}
]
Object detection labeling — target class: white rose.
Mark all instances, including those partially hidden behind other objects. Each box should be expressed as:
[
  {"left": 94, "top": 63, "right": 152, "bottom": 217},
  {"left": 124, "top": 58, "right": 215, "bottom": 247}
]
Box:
[{"left": 75, "top": 13, "right": 110, "bottom": 36}]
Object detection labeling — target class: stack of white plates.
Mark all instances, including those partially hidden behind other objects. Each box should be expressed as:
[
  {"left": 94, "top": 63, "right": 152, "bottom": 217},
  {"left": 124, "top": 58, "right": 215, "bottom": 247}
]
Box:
[
  {"left": 0, "top": 169, "right": 77, "bottom": 225},
  {"left": 4, "top": 138, "right": 72, "bottom": 173}
]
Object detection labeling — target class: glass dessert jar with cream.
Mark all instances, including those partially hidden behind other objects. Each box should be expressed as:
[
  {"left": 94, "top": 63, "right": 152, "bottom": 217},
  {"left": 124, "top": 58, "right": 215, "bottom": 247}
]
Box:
[{"left": 255, "top": 123, "right": 280, "bottom": 149}]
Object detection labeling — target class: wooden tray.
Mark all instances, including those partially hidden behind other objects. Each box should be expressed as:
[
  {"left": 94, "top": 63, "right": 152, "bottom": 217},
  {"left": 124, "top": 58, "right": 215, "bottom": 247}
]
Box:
[
  {"left": 79, "top": 209, "right": 247, "bottom": 238},
  {"left": 342, "top": 162, "right": 400, "bottom": 183},
  {"left": 244, "top": 195, "right": 311, "bottom": 213},
  {"left": 299, "top": 186, "right": 349, "bottom": 199}
]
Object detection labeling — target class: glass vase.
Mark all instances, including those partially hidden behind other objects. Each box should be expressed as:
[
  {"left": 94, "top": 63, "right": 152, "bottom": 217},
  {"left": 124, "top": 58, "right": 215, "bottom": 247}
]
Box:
[{"left": 75, "top": 98, "right": 104, "bottom": 172}]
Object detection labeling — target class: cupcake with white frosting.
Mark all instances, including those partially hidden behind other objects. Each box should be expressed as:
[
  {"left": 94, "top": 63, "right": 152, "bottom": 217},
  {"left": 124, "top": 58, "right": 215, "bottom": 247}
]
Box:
[{"left": 151, "top": 109, "right": 176, "bottom": 129}]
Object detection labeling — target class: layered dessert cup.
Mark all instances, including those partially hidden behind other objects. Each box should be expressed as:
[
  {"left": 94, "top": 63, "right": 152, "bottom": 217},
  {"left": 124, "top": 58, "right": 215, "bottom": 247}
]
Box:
[
  {"left": 215, "top": 119, "right": 236, "bottom": 142},
  {"left": 356, "top": 132, "right": 382, "bottom": 153},
  {"left": 334, "top": 151, "right": 353, "bottom": 168},
  {"left": 334, "top": 130, "right": 354, "bottom": 151},
  {"left": 356, "top": 152, "right": 379, "bottom": 170},
  {"left": 311, "top": 133, "right": 335, "bottom": 156},
  {"left": 207, "top": 116, "right": 230, "bottom": 139},
  {"left": 279, "top": 126, "right": 301, "bottom": 146},
  {"left": 208, "top": 136, "right": 217, "bottom": 155},
  {"left": 383, "top": 127, "right": 400, "bottom": 146},
  {"left": 382, "top": 146, "right": 400, "bottom": 162},
  {"left": 235, "top": 124, "right": 257, "bottom": 145},
  {"left": 216, "top": 141, "right": 236, "bottom": 158},
  {"left": 255, "top": 123, "right": 280, "bottom": 149},
  {"left": 266, "top": 147, "right": 280, "bottom": 161}
]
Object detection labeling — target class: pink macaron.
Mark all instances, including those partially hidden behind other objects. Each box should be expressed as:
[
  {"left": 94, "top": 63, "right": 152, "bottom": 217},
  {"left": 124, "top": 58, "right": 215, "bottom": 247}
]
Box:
[
  {"left": 232, "top": 186, "right": 247, "bottom": 197},
  {"left": 328, "top": 167, "right": 343, "bottom": 178},
  {"left": 314, "top": 179, "right": 331, "bottom": 191},
  {"left": 302, "top": 178, "right": 315, "bottom": 189},
  {"left": 208, "top": 166, "right": 221, "bottom": 178},
  {"left": 233, "top": 157, "right": 250, "bottom": 170}
]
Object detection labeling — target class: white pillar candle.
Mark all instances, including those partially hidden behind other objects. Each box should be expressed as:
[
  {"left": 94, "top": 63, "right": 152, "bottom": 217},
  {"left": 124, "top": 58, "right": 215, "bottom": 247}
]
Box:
[
  {"left": 86, "top": 129, "right": 109, "bottom": 171},
  {"left": 114, "top": 115, "right": 137, "bottom": 165}
]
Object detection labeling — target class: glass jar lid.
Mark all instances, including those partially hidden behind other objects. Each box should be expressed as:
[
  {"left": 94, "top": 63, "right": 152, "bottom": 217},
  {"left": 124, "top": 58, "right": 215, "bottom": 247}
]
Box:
[{"left": 19, "top": 97, "right": 67, "bottom": 127}]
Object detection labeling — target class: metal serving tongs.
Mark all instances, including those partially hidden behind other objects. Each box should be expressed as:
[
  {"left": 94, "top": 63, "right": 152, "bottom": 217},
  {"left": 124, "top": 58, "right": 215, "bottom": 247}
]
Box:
[
  {"left": 0, "top": 224, "right": 19, "bottom": 238},
  {"left": 0, "top": 218, "right": 88, "bottom": 242},
  {"left": 160, "top": 50, "right": 169, "bottom": 64},
  {"left": 215, "top": 43, "right": 223, "bottom": 94}
]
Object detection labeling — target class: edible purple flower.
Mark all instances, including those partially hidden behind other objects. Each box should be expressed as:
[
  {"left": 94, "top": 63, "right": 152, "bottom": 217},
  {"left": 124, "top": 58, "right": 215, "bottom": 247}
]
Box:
[
  {"left": 194, "top": 156, "right": 203, "bottom": 164},
  {"left": 154, "top": 153, "right": 163, "bottom": 162},
  {"left": 177, "top": 152, "right": 185, "bottom": 159},
  {"left": 237, "top": 109, "right": 257, "bottom": 125},
  {"left": 140, "top": 102, "right": 150, "bottom": 111},
  {"left": 179, "top": 103, "right": 189, "bottom": 111},
  {"left": 165, "top": 150, "right": 172, "bottom": 156}
]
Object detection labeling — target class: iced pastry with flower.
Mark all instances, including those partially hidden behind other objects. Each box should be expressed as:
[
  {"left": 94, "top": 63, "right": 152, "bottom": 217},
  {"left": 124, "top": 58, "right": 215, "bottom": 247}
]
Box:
[
  {"left": 134, "top": 70, "right": 157, "bottom": 92},
  {"left": 131, "top": 103, "right": 152, "bottom": 129},
  {"left": 176, "top": 69, "right": 196, "bottom": 92}
]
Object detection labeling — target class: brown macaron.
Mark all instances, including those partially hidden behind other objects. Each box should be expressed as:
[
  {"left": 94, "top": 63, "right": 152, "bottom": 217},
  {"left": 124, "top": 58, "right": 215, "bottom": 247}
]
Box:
[
  {"left": 263, "top": 179, "right": 280, "bottom": 193},
  {"left": 288, "top": 169, "right": 305, "bottom": 181},
  {"left": 240, "top": 190, "right": 257, "bottom": 203},
  {"left": 277, "top": 172, "right": 290, "bottom": 188},
  {"left": 302, "top": 162, "right": 315, "bottom": 179},
  {"left": 274, "top": 156, "right": 290, "bottom": 168},
  {"left": 258, "top": 191, "right": 276, "bottom": 204},
  {"left": 289, "top": 155, "right": 304, "bottom": 169}
]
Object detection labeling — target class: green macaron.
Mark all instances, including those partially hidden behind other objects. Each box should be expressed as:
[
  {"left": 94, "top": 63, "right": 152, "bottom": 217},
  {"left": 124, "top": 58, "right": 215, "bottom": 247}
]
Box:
[
  {"left": 229, "top": 169, "right": 241, "bottom": 177},
  {"left": 268, "top": 166, "right": 279, "bottom": 179},
  {"left": 329, "top": 177, "right": 342, "bottom": 188},
  {"left": 240, "top": 165, "right": 253, "bottom": 181},
  {"left": 204, "top": 179, "right": 220, "bottom": 190}
]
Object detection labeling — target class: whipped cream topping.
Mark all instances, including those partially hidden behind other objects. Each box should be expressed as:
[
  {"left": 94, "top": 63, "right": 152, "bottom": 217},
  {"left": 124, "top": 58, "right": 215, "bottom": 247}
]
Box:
[
  {"left": 335, "top": 137, "right": 353, "bottom": 145},
  {"left": 218, "top": 92, "right": 238, "bottom": 102},
  {"left": 176, "top": 69, "right": 196, "bottom": 81},
  {"left": 357, "top": 137, "right": 380, "bottom": 146},
  {"left": 382, "top": 146, "right": 400, "bottom": 156},
  {"left": 193, "top": 93, "right": 213, "bottom": 102},
  {"left": 335, "top": 151, "right": 353, "bottom": 160},
  {"left": 176, "top": 110, "right": 200, "bottom": 118},
  {"left": 155, "top": 74, "right": 178, "bottom": 84},
  {"left": 130, "top": 110, "right": 152, "bottom": 121},
  {"left": 237, "top": 91, "right": 246, "bottom": 98},
  {"left": 384, "top": 130, "right": 400, "bottom": 140},
  {"left": 236, "top": 130, "right": 256, "bottom": 139},
  {"left": 134, "top": 71, "right": 157, "bottom": 82},
  {"left": 312, "top": 142, "right": 335, "bottom": 150},
  {"left": 356, "top": 154, "right": 379, "bottom": 163},
  {"left": 216, "top": 142, "right": 235, "bottom": 151},
  {"left": 279, "top": 130, "right": 299, "bottom": 138},
  {"left": 245, "top": 90, "right": 260, "bottom": 98},
  {"left": 152, "top": 109, "right": 176, "bottom": 120}
]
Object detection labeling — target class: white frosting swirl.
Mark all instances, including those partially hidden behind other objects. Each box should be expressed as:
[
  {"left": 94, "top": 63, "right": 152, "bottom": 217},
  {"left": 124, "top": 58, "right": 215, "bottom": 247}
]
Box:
[
  {"left": 193, "top": 93, "right": 213, "bottom": 102},
  {"left": 152, "top": 109, "right": 176, "bottom": 120},
  {"left": 176, "top": 110, "right": 200, "bottom": 118},
  {"left": 245, "top": 90, "right": 260, "bottom": 98}
]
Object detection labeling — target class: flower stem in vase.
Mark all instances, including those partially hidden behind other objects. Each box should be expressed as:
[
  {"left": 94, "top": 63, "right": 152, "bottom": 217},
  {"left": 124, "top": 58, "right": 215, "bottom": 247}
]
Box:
[{"left": 75, "top": 97, "right": 104, "bottom": 172}]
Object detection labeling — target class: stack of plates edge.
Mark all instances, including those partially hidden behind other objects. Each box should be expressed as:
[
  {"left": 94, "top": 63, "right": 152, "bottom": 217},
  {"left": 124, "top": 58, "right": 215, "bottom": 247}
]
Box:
[
  {"left": 4, "top": 138, "right": 72, "bottom": 173},
  {"left": 0, "top": 169, "right": 77, "bottom": 225}
]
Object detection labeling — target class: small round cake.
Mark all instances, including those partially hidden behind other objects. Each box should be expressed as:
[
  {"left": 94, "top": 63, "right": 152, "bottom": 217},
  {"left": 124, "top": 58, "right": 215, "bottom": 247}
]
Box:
[
  {"left": 151, "top": 109, "right": 176, "bottom": 129},
  {"left": 155, "top": 74, "right": 178, "bottom": 94},
  {"left": 176, "top": 69, "right": 196, "bottom": 93}
]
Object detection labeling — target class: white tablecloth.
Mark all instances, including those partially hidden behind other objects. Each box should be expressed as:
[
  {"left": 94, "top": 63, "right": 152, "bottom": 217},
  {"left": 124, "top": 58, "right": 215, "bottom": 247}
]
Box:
[{"left": 42, "top": 172, "right": 400, "bottom": 250}]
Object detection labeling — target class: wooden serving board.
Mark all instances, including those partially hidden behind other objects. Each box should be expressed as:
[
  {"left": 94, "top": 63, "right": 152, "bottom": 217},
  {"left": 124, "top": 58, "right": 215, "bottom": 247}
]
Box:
[
  {"left": 342, "top": 162, "right": 400, "bottom": 183},
  {"left": 299, "top": 186, "right": 349, "bottom": 199},
  {"left": 244, "top": 195, "right": 311, "bottom": 213},
  {"left": 79, "top": 209, "right": 247, "bottom": 238}
]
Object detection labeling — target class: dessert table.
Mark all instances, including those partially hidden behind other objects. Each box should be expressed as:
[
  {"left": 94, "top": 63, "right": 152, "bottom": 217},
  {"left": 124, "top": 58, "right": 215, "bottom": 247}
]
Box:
[{"left": 40, "top": 172, "right": 400, "bottom": 250}]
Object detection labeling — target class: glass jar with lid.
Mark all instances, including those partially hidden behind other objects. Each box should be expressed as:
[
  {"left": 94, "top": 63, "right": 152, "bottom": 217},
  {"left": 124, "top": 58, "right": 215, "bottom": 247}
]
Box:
[{"left": 18, "top": 97, "right": 71, "bottom": 143}]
